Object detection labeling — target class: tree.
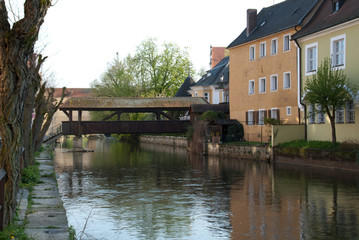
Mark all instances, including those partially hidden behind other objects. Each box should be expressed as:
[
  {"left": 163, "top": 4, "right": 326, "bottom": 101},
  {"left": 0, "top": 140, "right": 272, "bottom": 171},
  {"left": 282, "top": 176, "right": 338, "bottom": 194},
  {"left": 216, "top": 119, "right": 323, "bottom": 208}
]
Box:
[
  {"left": 304, "top": 58, "right": 357, "bottom": 145},
  {"left": 128, "top": 38, "right": 193, "bottom": 97},
  {"left": 0, "top": 0, "right": 51, "bottom": 224}
]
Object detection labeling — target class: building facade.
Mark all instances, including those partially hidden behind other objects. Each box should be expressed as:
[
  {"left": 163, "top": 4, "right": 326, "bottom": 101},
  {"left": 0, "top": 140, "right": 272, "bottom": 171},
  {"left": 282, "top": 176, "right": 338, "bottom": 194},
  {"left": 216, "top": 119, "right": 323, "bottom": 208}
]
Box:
[
  {"left": 227, "top": 0, "right": 316, "bottom": 142},
  {"left": 292, "top": 0, "right": 359, "bottom": 142}
]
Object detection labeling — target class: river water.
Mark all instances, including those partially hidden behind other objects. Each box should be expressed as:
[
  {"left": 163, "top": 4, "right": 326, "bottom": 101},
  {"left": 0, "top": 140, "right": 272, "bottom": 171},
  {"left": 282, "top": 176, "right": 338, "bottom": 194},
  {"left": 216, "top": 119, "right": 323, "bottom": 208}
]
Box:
[{"left": 54, "top": 138, "right": 359, "bottom": 240}]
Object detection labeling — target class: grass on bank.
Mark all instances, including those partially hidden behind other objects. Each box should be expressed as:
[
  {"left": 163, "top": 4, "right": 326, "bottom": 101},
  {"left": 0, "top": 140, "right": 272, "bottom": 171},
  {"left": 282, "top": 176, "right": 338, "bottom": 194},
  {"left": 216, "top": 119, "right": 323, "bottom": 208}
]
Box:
[{"left": 277, "top": 139, "right": 359, "bottom": 150}]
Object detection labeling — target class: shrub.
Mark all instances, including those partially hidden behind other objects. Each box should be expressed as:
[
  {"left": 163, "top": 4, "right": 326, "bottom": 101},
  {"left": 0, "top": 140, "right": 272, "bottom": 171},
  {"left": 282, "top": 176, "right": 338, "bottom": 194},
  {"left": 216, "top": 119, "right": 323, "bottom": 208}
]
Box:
[
  {"left": 200, "top": 111, "right": 225, "bottom": 122},
  {"left": 22, "top": 165, "right": 41, "bottom": 185},
  {"left": 226, "top": 124, "right": 244, "bottom": 142}
]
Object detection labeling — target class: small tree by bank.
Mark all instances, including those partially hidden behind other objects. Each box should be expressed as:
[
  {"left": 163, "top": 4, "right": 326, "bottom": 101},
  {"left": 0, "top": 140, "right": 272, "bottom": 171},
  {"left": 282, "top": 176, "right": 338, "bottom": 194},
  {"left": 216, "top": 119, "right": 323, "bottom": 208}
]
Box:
[{"left": 304, "top": 58, "right": 357, "bottom": 145}]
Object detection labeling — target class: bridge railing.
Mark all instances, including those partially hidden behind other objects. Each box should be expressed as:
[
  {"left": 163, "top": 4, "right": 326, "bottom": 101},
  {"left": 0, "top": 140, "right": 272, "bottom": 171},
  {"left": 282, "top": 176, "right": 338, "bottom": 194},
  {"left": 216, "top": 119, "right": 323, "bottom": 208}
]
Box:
[{"left": 0, "top": 168, "right": 6, "bottom": 231}]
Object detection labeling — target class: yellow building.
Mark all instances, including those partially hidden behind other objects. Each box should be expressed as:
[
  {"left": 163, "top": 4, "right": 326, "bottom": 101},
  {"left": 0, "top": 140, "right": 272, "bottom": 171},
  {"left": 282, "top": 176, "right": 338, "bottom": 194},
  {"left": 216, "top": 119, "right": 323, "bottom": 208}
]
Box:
[
  {"left": 189, "top": 56, "right": 229, "bottom": 104},
  {"left": 292, "top": 0, "right": 359, "bottom": 142},
  {"left": 227, "top": 0, "right": 316, "bottom": 142}
]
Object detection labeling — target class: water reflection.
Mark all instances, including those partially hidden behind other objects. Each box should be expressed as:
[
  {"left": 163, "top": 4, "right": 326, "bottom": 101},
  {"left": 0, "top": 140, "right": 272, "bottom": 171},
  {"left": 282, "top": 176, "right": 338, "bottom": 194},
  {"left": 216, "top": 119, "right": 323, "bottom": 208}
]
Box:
[{"left": 54, "top": 138, "right": 359, "bottom": 240}]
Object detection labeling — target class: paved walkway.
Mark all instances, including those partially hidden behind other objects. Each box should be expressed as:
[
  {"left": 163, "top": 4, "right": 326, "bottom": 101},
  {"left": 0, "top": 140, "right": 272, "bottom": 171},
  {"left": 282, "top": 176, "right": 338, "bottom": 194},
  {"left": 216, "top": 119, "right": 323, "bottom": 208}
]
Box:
[{"left": 17, "top": 150, "right": 69, "bottom": 240}]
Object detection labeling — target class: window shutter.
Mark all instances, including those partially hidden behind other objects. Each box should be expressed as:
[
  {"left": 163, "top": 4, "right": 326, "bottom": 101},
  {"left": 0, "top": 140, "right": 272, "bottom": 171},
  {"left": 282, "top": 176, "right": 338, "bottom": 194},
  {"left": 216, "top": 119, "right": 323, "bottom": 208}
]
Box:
[
  {"left": 264, "top": 110, "right": 267, "bottom": 119},
  {"left": 268, "top": 110, "right": 271, "bottom": 119},
  {"left": 255, "top": 111, "right": 259, "bottom": 125},
  {"left": 276, "top": 109, "right": 280, "bottom": 120},
  {"left": 246, "top": 112, "right": 248, "bottom": 125}
]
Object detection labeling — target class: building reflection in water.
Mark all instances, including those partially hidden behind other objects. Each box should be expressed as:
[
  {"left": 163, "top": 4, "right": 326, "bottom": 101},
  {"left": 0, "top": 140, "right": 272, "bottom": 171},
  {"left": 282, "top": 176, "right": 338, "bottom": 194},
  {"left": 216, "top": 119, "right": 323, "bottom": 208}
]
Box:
[{"left": 55, "top": 138, "right": 359, "bottom": 240}]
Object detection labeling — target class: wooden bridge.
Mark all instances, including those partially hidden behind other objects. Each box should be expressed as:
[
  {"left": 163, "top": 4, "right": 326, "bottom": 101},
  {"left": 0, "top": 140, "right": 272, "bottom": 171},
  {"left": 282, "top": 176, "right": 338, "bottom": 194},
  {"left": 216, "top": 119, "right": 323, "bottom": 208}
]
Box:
[{"left": 59, "top": 97, "right": 207, "bottom": 136}]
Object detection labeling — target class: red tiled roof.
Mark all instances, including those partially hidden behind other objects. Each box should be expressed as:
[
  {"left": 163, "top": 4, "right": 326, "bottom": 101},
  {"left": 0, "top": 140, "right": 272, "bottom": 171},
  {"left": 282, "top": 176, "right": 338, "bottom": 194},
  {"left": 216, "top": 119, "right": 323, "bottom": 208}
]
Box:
[{"left": 52, "top": 88, "right": 93, "bottom": 98}]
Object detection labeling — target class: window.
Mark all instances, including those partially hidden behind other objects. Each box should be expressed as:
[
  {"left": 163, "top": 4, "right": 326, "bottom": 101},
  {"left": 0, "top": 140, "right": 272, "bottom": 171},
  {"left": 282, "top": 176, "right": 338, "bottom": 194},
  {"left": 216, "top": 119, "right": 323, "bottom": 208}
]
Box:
[
  {"left": 249, "top": 45, "right": 255, "bottom": 61},
  {"left": 258, "top": 109, "right": 266, "bottom": 125},
  {"left": 331, "top": 34, "right": 345, "bottom": 68},
  {"left": 259, "top": 78, "right": 266, "bottom": 93},
  {"left": 286, "top": 106, "right": 291, "bottom": 116},
  {"left": 271, "top": 38, "right": 278, "bottom": 55},
  {"left": 260, "top": 42, "right": 266, "bottom": 58},
  {"left": 194, "top": 92, "right": 198, "bottom": 97},
  {"left": 332, "top": 0, "right": 344, "bottom": 12},
  {"left": 346, "top": 101, "right": 355, "bottom": 123},
  {"left": 249, "top": 80, "right": 255, "bottom": 95},
  {"left": 204, "top": 92, "right": 209, "bottom": 102},
  {"left": 270, "top": 74, "right": 278, "bottom": 92},
  {"left": 283, "top": 34, "right": 290, "bottom": 51},
  {"left": 336, "top": 106, "right": 344, "bottom": 123},
  {"left": 317, "top": 104, "right": 325, "bottom": 123},
  {"left": 283, "top": 72, "right": 291, "bottom": 89},
  {"left": 247, "top": 110, "right": 254, "bottom": 126},
  {"left": 305, "top": 43, "right": 318, "bottom": 74},
  {"left": 309, "top": 105, "right": 316, "bottom": 124},
  {"left": 270, "top": 108, "right": 279, "bottom": 120}
]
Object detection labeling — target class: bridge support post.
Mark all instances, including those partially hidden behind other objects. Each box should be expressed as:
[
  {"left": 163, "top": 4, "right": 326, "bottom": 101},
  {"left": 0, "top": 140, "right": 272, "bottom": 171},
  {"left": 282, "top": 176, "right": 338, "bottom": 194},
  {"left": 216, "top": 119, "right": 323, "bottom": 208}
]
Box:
[{"left": 73, "top": 136, "right": 83, "bottom": 151}]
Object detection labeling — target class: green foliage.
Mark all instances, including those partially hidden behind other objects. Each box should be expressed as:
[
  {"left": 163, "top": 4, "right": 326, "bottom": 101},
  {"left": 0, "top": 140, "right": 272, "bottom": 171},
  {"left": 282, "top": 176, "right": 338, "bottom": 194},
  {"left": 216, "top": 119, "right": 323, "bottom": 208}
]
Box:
[
  {"left": 91, "top": 38, "right": 194, "bottom": 99},
  {"left": 21, "top": 165, "right": 41, "bottom": 185},
  {"left": 278, "top": 140, "right": 339, "bottom": 149},
  {"left": 304, "top": 57, "right": 357, "bottom": 144},
  {"left": 0, "top": 221, "right": 30, "bottom": 240},
  {"left": 200, "top": 111, "right": 225, "bottom": 122},
  {"left": 226, "top": 124, "right": 244, "bottom": 142},
  {"left": 263, "top": 118, "right": 280, "bottom": 125},
  {"left": 186, "top": 125, "right": 194, "bottom": 140}
]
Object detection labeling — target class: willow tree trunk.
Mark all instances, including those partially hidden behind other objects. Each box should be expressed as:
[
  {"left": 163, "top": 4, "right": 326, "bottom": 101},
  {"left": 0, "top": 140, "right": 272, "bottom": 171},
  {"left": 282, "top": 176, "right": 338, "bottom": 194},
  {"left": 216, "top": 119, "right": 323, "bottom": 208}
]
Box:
[{"left": 0, "top": 0, "right": 52, "bottom": 225}]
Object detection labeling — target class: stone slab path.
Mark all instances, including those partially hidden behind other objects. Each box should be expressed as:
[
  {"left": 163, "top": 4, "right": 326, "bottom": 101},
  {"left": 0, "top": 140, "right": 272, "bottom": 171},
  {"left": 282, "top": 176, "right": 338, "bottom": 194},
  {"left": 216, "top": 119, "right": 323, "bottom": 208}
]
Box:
[{"left": 17, "top": 151, "right": 70, "bottom": 240}]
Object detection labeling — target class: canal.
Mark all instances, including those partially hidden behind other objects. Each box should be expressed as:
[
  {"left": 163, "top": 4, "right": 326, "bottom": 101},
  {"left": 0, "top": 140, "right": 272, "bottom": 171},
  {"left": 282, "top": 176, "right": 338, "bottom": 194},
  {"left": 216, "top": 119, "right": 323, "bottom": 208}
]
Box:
[{"left": 54, "top": 138, "right": 359, "bottom": 240}]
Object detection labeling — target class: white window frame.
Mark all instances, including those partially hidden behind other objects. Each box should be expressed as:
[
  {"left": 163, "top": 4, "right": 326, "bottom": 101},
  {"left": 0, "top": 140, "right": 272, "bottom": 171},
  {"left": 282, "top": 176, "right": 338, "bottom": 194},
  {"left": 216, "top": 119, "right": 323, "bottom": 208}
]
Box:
[
  {"left": 305, "top": 42, "right": 318, "bottom": 75},
  {"left": 259, "top": 77, "right": 266, "bottom": 93},
  {"left": 308, "top": 104, "right": 316, "bottom": 124},
  {"left": 248, "top": 110, "right": 254, "bottom": 126},
  {"left": 283, "top": 34, "right": 290, "bottom": 52},
  {"left": 270, "top": 74, "right": 278, "bottom": 92},
  {"left": 194, "top": 92, "right": 198, "bottom": 97},
  {"left": 204, "top": 92, "right": 210, "bottom": 102},
  {"left": 249, "top": 45, "right": 256, "bottom": 61},
  {"left": 271, "top": 38, "right": 278, "bottom": 55},
  {"left": 346, "top": 101, "right": 355, "bottom": 123},
  {"left": 336, "top": 106, "right": 344, "bottom": 123},
  {"left": 283, "top": 72, "right": 291, "bottom": 89},
  {"left": 271, "top": 108, "right": 279, "bottom": 120},
  {"left": 317, "top": 104, "right": 325, "bottom": 123},
  {"left": 260, "top": 41, "right": 266, "bottom": 58},
  {"left": 258, "top": 109, "right": 265, "bottom": 125},
  {"left": 286, "top": 106, "right": 291, "bottom": 116},
  {"left": 248, "top": 80, "right": 255, "bottom": 95},
  {"left": 330, "top": 34, "right": 346, "bottom": 69}
]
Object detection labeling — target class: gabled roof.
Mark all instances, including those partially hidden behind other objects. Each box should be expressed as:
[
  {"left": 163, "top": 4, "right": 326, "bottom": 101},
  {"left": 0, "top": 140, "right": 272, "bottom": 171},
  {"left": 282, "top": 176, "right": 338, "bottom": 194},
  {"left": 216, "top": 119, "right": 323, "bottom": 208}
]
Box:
[
  {"left": 292, "top": 0, "right": 359, "bottom": 40},
  {"left": 227, "top": 0, "right": 317, "bottom": 49},
  {"left": 174, "top": 76, "right": 195, "bottom": 97},
  {"left": 60, "top": 97, "right": 208, "bottom": 111},
  {"left": 193, "top": 56, "right": 229, "bottom": 88}
]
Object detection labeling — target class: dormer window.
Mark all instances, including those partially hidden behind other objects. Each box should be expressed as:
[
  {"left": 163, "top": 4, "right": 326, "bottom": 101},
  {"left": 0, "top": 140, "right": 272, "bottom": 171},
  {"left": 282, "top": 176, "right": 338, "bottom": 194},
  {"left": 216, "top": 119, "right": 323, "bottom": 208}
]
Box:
[{"left": 332, "top": 0, "right": 344, "bottom": 13}]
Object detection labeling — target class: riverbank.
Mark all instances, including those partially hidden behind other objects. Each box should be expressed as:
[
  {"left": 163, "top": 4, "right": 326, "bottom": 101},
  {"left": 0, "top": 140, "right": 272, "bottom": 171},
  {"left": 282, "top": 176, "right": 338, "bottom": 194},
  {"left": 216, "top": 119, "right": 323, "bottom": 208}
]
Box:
[
  {"left": 17, "top": 148, "right": 70, "bottom": 239},
  {"left": 139, "top": 136, "right": 359, "bottom": 171}
]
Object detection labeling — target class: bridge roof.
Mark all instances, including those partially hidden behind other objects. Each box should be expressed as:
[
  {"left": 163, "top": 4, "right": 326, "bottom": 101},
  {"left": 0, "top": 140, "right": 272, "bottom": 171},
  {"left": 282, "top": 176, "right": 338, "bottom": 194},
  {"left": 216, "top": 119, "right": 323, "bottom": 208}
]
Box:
[{"left": 60, "top": 97, "right": 208, "bottom": 111}]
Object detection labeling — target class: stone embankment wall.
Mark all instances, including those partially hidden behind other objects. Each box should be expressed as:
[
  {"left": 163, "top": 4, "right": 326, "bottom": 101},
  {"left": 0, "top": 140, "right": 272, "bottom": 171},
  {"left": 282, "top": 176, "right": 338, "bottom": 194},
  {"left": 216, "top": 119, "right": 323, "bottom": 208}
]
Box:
[
  {"left": 207, "top": 143, "right": 271, "bottom": 161},
  {"left": 273, "top": 147, "right": 359, "bottom": 171},
  {"left": 139, "top": 136, "right": 270, "bottom": 161},
  {"left": 139, "top": 136, "right": 188, "bottom": 148}
]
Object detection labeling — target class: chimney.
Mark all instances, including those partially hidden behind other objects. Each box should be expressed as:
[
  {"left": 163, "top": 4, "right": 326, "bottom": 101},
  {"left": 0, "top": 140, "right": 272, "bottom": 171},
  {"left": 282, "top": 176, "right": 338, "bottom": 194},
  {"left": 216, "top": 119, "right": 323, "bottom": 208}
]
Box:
[{"left": 247, "top": 9, "right": 257, "bottom": 36}]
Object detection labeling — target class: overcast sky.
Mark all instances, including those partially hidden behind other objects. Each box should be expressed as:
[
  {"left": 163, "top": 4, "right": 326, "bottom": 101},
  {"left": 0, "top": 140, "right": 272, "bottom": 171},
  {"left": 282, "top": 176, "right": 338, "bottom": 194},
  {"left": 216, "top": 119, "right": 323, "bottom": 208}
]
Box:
[{"left": 34, "top": 0, "right": 285, "bottom": 88}]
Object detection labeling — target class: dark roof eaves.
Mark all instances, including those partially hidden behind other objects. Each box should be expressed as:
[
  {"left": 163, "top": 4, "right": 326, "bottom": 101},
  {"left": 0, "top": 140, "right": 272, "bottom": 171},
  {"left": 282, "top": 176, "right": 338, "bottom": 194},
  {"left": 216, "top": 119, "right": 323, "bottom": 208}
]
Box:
[{"left": 292, "top": 16, "right": 359, "bottom": 40}]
